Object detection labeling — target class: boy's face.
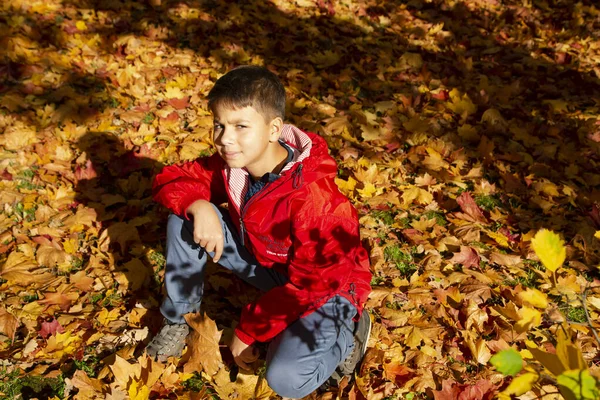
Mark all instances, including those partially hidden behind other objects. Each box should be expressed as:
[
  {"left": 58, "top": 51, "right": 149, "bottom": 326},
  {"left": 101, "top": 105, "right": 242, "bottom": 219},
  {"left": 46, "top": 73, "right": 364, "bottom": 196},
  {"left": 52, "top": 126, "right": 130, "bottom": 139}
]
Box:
[{"left": 212, "top": 104, "right": 282, "bottom": 175}]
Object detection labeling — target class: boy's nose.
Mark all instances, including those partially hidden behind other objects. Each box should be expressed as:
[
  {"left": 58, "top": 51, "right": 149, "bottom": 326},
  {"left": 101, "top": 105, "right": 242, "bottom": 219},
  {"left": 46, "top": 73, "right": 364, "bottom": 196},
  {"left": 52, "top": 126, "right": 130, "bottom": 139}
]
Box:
[{"left": 219, "top": 126, "right": 235, "bottom": 145}]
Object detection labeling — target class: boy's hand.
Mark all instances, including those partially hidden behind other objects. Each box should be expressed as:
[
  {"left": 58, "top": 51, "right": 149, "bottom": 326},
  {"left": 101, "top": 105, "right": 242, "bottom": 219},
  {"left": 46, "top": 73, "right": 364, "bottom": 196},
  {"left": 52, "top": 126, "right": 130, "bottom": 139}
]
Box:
[
  {"left": 185, "top": 200, "right": 224, "bottom": 262},
  {"left": 230, "top": 333, "right": 258, "bottom": 370}
]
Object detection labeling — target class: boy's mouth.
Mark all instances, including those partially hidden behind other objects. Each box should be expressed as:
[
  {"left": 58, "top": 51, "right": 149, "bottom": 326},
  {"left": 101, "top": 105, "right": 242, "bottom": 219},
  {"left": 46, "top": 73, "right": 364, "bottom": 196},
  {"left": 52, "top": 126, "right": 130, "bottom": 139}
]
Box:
[{"left": 222, "top": 151, "right": 241, "bottom": 160}]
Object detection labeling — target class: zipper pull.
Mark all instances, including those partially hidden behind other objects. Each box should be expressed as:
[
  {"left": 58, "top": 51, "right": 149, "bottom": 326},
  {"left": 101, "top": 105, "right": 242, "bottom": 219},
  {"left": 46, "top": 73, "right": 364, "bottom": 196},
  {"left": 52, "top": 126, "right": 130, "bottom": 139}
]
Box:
[
  {"left": 292, "top": 164, "right": 304, "bottom": 189},
  {"left": 239, "top": 217, "right": 245, "bottom": 246}
]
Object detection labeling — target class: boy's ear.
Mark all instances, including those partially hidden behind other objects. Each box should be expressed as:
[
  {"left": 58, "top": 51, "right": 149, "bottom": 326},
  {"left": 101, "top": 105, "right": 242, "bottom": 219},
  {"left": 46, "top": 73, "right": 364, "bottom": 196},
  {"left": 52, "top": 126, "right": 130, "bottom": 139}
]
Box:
[{"left": 268, "top": 117, "right": 283, "bottom": 142}]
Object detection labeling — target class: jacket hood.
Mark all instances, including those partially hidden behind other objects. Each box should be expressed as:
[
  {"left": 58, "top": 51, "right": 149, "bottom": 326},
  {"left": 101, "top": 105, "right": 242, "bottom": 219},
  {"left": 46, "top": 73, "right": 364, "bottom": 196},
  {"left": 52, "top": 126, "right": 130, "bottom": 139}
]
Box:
[{"left": 226, "top": 124, "right": 337, "bottom": 212}]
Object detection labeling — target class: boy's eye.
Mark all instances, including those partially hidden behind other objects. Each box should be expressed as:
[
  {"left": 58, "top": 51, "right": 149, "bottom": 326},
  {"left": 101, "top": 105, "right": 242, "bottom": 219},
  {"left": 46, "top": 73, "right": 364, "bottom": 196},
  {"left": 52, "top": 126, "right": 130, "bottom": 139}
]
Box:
[
  {"left": 236, "top": 125, "right": 247, "bottom": 129},
  {"left": 213, "top": 124, "right": 223, "bottom": 130}
]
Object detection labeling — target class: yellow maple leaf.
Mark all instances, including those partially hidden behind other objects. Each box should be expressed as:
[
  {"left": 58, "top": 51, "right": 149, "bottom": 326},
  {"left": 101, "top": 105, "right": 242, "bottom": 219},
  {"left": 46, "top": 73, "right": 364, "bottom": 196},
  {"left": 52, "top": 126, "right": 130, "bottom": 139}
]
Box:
[
  {"left": 335, "top": 176, "right": 357, "bottom": 195},
  {"left": 499, "top": 370, "right": 539, "bottom": 398},
  {"left": 37, "top": 331, "right": 82, "bottom": 359},
  {"left": 447, "top": 88, "right": 477, "bottom": 117},
  {"left": 515, "top": 306, "right": 542, "bottom": 333},
  {"left": 63, "top": 238, "right": 79, "bottom": 255},
  {"left": 402, "top": 186, "right": 433, "bottom": 206},
  {"left": 486, "top": 230, "right": 510, "bottom": 248},
  {"left": 98, "top": 307, "right": 121, "bottom": 326},
  {"left": 594, "top": 231, "right": 600, "bottom": 240},
  {"left": 165, "top": 86, "right": 184, "bottom": 99},
  {"left": 518, "top": 288, "right": 548, "bottom": 309},
  {"left": 76, "top": 21, "right": 87, "bottom": 31},
  {"left": 357, "top": 182, "right": 379, "bottom": 199},
  {"left": 530, "top": 229, "right": 566, "bottom": 272},
  {"left": 128, "top": 380, "right": 150, "bottom": 400}
]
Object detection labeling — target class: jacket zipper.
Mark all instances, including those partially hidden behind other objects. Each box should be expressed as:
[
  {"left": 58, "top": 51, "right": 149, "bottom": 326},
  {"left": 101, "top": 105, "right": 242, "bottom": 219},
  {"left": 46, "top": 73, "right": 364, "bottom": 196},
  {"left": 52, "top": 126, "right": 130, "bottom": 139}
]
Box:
[{"left": 238, "top": 164, "right": 304, "bottom": 247}]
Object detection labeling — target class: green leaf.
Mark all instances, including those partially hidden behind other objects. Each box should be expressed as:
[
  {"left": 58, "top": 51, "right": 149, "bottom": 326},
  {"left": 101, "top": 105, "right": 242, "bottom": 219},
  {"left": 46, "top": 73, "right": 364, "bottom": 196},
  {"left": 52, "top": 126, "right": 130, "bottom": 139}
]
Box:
[
  {"left": 531, "top": 229, "right": 566, "bottom": 272},
  {"left": 490, "top": 348, "right": 523, "bottom": 376},
  {"left": 557, "top": 369, "right": 599, "bottom": 400}
]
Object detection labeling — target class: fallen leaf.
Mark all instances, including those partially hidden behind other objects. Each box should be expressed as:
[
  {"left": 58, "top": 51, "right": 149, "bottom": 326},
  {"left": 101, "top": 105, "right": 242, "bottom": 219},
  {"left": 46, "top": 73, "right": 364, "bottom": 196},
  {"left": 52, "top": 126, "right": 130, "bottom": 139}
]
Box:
[{"left": 183, "top": 313, "right": 223, "bottom": 377}]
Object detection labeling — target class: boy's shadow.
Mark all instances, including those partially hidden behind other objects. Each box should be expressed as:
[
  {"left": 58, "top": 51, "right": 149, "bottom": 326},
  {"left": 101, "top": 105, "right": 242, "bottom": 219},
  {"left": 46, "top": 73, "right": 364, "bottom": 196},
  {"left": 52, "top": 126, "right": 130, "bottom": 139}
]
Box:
[{"left": 74, "top": 131, "right": 166, "bottom": 325}]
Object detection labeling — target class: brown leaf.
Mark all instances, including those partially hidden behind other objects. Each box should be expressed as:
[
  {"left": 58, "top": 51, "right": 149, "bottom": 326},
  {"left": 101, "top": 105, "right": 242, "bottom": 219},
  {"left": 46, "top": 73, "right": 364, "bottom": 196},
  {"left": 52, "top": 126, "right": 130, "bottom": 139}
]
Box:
[
  {"left": 0, "top": 306, "right": 18, "bottom": 338},
  {"left": 449, "top": 246, "right": 480, "bottom": 268},
  {"left": 66, "top": 370, "right": 106, "bottom": 398},
  {"left": 1, "top": 251, "right": 54, "bottom": 286},
  {"left": 183, "top": 313, "right": 223, "bottom": 377},
  {"left": 39, "top": 292, "right": 78, "bottom": 311},
  {"left": 70, "top": 270, "right": 94, "bottom": 292}
]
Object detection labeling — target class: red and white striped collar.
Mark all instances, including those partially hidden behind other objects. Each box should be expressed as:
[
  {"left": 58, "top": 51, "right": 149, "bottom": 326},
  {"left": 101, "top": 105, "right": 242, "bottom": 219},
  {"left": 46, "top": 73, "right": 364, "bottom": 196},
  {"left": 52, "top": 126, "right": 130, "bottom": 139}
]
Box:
[{"left": 225, "top": 124, "right": 313, "bottom": 212}]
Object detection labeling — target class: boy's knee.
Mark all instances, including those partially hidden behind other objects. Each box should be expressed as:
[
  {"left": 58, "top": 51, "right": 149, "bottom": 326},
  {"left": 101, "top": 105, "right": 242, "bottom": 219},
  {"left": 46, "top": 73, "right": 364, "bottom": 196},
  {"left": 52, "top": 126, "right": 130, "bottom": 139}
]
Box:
[{"left": 266, "top": 363, "right": 317, "bottom": 399}]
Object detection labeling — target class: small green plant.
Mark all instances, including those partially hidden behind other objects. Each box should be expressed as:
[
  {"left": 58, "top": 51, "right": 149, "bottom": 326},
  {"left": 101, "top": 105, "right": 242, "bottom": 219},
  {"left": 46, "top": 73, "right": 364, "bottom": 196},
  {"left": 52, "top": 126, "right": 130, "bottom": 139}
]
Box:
[
  {"left": 148, "top": 251, "right": 166, "bottom": 268},
  {"left": 101, "top": 291, "right": 123, "bottom": 307},
  {"left": 370, "top": 275, "right": 385, "bottom": 286},
  {"left": 142, "top": 113, "right": 155, "bottom": 124},
  {"left": 423, "top": 210, "right": 447, "bottom": 226},
  {"left": 74, "top": 355, "right": 100, "bottom": 378},
  {"left": 384, "top": 245, "right": 417, "bottom": 277},
  {"left": 372, "top": 210, "right": 396, "bottom": 226},
  {"left": 475, "top": 194, "right": 501, "bottom": 211},
  {"left": 565, "top": 306, "right": 587, "bottom": 324}
]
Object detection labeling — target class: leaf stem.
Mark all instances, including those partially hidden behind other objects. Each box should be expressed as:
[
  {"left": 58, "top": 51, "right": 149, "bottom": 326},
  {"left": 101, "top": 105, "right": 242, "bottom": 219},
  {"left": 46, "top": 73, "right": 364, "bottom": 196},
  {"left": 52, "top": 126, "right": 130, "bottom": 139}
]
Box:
[{"left": 582, "top": 286, "right": 600, "bottom": 347}]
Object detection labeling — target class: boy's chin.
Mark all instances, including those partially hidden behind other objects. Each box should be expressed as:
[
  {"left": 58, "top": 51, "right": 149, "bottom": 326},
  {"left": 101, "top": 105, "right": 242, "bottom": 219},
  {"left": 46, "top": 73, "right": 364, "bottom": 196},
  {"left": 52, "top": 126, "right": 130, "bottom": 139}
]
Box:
[{"left": 222, "top": 159, "right": 246, "bottom": 169}]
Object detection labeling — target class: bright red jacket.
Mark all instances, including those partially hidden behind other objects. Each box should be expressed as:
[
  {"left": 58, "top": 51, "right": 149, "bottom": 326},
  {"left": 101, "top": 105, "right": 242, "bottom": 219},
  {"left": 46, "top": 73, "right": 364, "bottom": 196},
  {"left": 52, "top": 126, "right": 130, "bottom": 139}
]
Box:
[{"left": 153, "top": 125, "right": 372, "bottom": 345}]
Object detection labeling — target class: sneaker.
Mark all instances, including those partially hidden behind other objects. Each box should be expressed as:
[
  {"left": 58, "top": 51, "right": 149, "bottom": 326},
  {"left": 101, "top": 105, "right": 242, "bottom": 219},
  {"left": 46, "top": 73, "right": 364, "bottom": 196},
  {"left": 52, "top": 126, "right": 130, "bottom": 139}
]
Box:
[
  {"left": 145, "top": 321, "right": 189, "bottom": 362},
  {"left": 323, "top": 310, "right": 372, "bottom": 388}
]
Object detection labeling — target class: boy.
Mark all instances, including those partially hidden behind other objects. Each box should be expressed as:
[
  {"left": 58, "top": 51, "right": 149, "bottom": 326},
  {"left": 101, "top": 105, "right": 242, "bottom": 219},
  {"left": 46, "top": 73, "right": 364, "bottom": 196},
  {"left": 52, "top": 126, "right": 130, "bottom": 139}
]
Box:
[{"left": 147, "top": 65, "right": 372, "bottom": 398}]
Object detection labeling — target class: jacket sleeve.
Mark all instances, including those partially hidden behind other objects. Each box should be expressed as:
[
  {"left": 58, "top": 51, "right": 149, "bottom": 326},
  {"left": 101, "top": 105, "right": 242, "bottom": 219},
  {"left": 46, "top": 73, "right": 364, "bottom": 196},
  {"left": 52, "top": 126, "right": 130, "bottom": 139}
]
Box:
[
  {"left": 234, "top": 200, "right": 362, "bottom": 345},
  {"left": 152, "top": 153, "right": 228, "bottom": 216}
]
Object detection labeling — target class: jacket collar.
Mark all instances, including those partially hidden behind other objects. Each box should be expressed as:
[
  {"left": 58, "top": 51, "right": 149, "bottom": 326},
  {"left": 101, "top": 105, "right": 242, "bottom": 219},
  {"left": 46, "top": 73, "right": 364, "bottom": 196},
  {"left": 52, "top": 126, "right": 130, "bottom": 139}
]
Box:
[{"left": 225, "top": 124, "right": 315, "bottom": 212}]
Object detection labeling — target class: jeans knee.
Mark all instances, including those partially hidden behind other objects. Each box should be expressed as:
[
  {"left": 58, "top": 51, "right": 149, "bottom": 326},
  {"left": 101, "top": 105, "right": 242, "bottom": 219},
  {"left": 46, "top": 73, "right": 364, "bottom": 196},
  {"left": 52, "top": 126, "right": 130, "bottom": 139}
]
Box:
[
  {"left": 167, "top": 214, "right": 184, "bottom": 235},
  {"left": 266, "top": 363, "right": 318, "bottom": 399}
]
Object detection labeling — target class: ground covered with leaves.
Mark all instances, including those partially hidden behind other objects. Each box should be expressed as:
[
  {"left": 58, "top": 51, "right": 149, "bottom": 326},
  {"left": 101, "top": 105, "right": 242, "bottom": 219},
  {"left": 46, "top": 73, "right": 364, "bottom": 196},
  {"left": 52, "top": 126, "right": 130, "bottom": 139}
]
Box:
[{"left": 1, "top": 0, "right": 600, "bottom": 398}]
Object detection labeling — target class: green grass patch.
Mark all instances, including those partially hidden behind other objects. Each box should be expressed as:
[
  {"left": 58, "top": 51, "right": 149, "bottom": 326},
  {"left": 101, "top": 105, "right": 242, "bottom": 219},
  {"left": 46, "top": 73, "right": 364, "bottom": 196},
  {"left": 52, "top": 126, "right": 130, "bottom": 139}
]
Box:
[
  {"left": 565, "top": 306, "right": 587, "bottom": 324},
  {"left": 148, "top": 251, "right": 166, "bottom": 268},
  {"left": 475, "top": 194, "right": 502, "bottom": 211},
  {"left": 0, "top": 368, "right": 65, "bottom": 399},
  {"left": 423, "top": 210, "right": 447, "bottom": 226},
  {"left": 142, "top": 113, "right": 155, "bottom": 124},
  {"left": 372, "top": 210, "right": 396, "bottom": 226},
  {"left": 74, "top": 356, "right": 100, "bottom": 378},
  {"left": 370, "top": 275, "right": 385, "bottom": 286},
  {"left": 504, "top": 268, "right": 538, "bottom": 288},
  {"left": 384, "top": 245, "right": 417, "bottom": 277}
]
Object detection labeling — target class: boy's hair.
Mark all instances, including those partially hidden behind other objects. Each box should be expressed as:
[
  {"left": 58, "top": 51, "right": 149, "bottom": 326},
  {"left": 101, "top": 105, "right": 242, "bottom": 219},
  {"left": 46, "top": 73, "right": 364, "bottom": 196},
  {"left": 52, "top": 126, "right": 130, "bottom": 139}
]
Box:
[{"left": 207, "top": 65, "right": 286, "bottom": 121}]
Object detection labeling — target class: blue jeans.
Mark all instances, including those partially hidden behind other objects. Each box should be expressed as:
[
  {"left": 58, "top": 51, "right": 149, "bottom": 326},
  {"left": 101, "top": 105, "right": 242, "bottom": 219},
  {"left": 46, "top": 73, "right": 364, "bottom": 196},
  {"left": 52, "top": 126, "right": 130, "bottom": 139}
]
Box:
[{"left": 160, "top": 207, "right": 356, "bottom": 398}]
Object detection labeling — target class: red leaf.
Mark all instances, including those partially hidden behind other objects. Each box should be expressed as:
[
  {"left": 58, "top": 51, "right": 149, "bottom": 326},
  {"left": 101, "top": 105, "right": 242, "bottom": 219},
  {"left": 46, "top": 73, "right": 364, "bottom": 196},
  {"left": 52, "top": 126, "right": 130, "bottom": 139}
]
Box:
[
  {"left": 431, "top": 90, "right": 449, "bottom": 101},
  {"left": 459, "top": 379, "right": 496, "bottom": 400},
  {"left": 75, "top": 159, "right": 98, "bottom": 181},
  {"left": 134, "top": 104, "right": 151, "bottom": 112},
  {"left": 456, "top": 192, "right": 488, "bottom": 223},
  {"left": 1, "top": 169, "right": 12, "bottom": 180},
  {"left": 39, "top": 318, "right": 65, "bottom": 339},
  {"left": 161, "top": 111, "right": 180, "bottom": 122},
  {"left": 167, "top": 96, "right": 190, "bottom": 110},
  {"left": 433, "top": 379, "right": 461, "bottom": 400},
  {"left": 450, "top": 246, "right": 480, "bottom": 268}
]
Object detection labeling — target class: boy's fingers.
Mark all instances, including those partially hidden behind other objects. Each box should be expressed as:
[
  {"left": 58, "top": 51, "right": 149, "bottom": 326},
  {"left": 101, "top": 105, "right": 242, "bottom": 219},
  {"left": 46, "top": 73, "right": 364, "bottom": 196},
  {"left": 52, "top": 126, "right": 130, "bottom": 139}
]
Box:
[
  {"left": 214, "top": 239, "right": 223, "bottom": 262},
  {"left": 235, "top": 357, "right": 251, "bottom": 370}
]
